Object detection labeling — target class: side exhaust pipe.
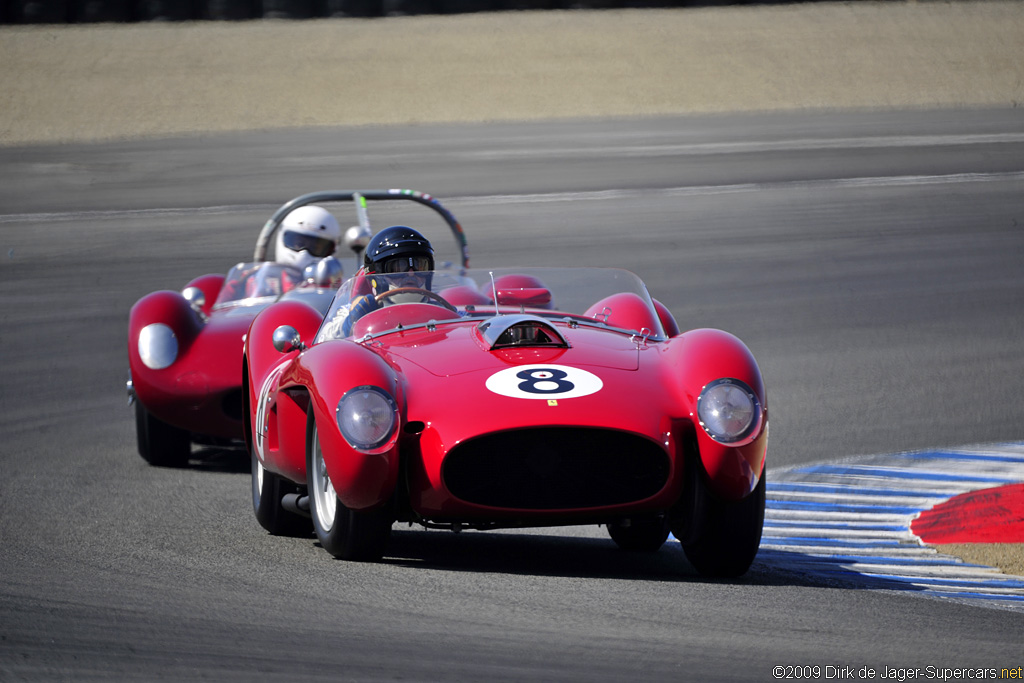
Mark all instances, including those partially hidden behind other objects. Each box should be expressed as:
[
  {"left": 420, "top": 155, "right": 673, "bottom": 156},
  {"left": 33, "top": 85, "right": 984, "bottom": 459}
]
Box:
[{"left": 282, "top": 493, "right": 310, "bottom": 518}]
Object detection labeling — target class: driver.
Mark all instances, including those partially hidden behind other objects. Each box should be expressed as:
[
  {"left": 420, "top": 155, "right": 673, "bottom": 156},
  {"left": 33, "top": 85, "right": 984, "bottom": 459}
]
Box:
[
  {"left": 274, "top": 205, "right": 343, "bottom": 275},
  {"left": 223, "top": 205, "right": 342, "bottom": 299},
  {"left": 330, "top": 226, "right": 436, "bottom": 337}
]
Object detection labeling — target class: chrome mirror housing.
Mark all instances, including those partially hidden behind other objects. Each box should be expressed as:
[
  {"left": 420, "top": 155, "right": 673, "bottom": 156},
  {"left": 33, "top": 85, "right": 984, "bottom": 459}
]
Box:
[
  {"left": 304, "top": 256, "right": 343, "bottom": 288},
  {"left": 272, "top": 325, "right": 305, "bottom": 353},
  {"left": 182, "top": 286, "right": 206, "bottom": 312},
  {"left": 344, "top": 224, "right": 372, "bottom": 255}
]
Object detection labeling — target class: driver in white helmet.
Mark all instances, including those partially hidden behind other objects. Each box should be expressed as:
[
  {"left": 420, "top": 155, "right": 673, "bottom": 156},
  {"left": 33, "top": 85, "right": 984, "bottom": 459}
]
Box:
[
  {"left": 222, "top": 205, "right": 342, "bottom": 301},
  {"left": 274, "top": 205, "right": 342, "bottom": 274}
]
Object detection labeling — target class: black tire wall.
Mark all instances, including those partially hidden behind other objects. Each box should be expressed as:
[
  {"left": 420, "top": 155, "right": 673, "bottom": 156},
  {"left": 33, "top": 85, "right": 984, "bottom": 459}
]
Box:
[{"left": 1, "top": 0, "right": 749, "bottom": 22}]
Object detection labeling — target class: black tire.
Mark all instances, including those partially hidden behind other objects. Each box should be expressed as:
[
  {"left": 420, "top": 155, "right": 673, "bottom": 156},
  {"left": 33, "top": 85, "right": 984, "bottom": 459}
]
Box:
[
  {"left": 673, "top": 454, "right": 766, "bottom": 578},
  {"left": 607, "top": 515, "right": 670, "bottom": 552},
  {"left": 252, "top": 447, "right": 310, "bottom": 537},
  {"left": 306, "top": 406, "right": 392, "bottom": 561},
  {"left": 135, "top": 402, "right": 190, "bottom": 468}
]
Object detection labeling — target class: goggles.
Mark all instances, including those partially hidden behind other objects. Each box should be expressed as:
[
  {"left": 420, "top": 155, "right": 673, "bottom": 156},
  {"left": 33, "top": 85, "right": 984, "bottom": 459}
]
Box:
[
  {"left": 380, "top": 255, "right": 433, "bottom": 274},
  {"left": 282, "top": 231, "right": 336, "bottom": 258}
]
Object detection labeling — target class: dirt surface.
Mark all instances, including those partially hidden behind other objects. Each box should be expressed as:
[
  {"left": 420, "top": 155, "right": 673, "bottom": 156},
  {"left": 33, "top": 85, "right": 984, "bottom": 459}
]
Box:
[
  {"left": 1, "top": 0, "right": 1021, "bottom": 580},
  {"left": 1, "top": 1, "right": 1023, "bottom": 145},
  {"left": 938, "top": 544, "right": 1024, "bottom": 577}
]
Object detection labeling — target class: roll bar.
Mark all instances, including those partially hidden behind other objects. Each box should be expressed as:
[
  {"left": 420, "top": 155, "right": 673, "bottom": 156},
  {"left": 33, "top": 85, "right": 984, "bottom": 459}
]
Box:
[{"left": 254, "top": 189, "right": 469, "bottom": 268}]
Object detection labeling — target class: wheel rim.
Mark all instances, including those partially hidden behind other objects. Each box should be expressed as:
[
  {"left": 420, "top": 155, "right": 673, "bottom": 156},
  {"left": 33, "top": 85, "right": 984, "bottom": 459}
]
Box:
[
  {"left": 311, "top": 426, "right": 337, "bottom": 531},
  {"left": 252, "top": 451, "right": 266, "bottom": 507}
]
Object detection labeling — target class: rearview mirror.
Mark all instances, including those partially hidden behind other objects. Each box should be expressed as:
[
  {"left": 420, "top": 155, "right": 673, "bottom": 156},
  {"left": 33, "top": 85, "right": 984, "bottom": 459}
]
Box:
[{"left": 272, "top": 325, "right": 305, "bottom": 353}]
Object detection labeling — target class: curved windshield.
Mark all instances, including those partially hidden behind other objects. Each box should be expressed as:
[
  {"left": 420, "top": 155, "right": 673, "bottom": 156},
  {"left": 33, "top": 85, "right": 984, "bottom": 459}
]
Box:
[
  {"left": 315, "top": 267, "right": 666, "bottom": 344},
  {"left": 214, "top": 262, "right": 305, "bottom": 310}
]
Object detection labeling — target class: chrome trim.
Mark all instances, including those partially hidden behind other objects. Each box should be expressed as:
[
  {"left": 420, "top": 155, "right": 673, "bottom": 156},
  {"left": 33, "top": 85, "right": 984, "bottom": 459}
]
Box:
[
  {"left": 272, "top": 325, "right": 305, "bottom": 353},
  {"left": 696, "top": 378, "right": 763, "bottom": 444},
  {"left": 476, "top": 314, "right": 569, "bottom": 350},
  {"left": 138, "top": 323, "right": 178, "bottom": 370}
]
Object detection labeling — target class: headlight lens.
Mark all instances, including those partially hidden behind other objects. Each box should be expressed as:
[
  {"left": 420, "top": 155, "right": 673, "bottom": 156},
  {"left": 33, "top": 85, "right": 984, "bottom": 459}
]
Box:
[
  {"left": 336, "top": 386, "right": 398, "bottom": 450},
  {"left": 138, "top": 323, "right": 178, "bottom": 370},
  {"left": 697, "top": 378, "right": 761, "bottom": 443}
]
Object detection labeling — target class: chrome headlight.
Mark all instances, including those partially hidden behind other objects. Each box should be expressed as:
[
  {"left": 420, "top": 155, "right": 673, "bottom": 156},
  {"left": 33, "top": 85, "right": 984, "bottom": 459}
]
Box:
[
  {"left": 138, "top": 323, "right": 178, "bottom": 370},
  {"left": 696, "top": 378, "right": 762, "bottom": 444},
  {"left": 336, "top": 386, "right": 398, "bottom": 450}
]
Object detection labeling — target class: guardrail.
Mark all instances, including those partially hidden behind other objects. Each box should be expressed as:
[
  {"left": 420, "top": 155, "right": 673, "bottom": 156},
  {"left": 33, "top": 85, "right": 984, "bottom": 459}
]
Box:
[{"left": 2, "top": 0, "right": 688, "bottom": 22}]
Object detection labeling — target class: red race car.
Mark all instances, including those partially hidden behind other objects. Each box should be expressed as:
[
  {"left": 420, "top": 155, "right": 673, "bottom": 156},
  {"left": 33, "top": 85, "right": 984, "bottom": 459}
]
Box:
[
  {"left": 127, "top": 189, "right": 468, "bottom": 468},
  {"left": 244, "top": 194, "right": 768, "bottom": 577}
]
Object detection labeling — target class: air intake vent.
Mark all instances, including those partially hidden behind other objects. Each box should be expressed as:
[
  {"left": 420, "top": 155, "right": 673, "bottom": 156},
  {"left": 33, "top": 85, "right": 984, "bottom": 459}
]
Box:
[
  {"left": 443, "top": 428, "right": 669, "bottom": 510},
  {"left": 476, "top": 314, "right": 568, "bottom": 350}
]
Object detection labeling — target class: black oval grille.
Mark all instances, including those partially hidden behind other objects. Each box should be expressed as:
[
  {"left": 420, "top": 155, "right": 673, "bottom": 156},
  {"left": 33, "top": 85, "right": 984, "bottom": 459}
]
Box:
[{"left": 442, "top": 428, "right": 670, "bottom": 510}]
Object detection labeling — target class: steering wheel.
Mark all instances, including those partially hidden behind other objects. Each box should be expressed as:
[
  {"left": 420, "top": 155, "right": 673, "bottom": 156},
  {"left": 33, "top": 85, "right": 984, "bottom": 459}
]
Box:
[{"left": 374, "top": 287, "right": 459, "bottom": 314}]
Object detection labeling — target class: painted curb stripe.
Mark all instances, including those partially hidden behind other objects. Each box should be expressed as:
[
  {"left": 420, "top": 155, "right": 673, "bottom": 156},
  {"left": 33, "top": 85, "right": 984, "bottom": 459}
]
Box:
[
  {"left": 766, "top": 501, "right": 923, "bottom": 514},
  {"left": 912, "top": 483, "right": 1024, "bottom": 544},
  {"left": 769, "top": 482, "right": 952, "bottom": 498},
  {"left": 752, "top": 442, "right": 1024, "bottom": 612},
  {"left": 899, "top": 450, "right": 1024, "bottom": 464},
  {"left": 791, "top": 465, "right": 1017, "bottom": 484}
]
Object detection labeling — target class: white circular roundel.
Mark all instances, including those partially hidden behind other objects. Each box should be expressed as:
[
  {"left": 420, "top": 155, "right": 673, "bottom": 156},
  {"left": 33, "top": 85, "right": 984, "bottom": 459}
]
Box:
[{"left": 485, "top": 364, "right": 603, "bottom": 400}]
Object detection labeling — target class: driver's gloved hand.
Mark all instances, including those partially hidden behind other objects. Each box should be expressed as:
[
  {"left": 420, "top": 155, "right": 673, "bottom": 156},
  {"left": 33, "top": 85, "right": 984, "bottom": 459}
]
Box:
[
  {"left": 348, "top": 294, "right": 380, "bottom": 323},
  {"left": 349, "top": 294, "right": 379, "bottom": 321},
  {"left": 342, "top": 294, "right": 380, "bottom": 336}
]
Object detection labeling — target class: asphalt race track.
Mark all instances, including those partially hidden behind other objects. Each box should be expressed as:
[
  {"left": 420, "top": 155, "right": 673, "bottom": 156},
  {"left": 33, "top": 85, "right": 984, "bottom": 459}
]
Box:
[{"left": 2, "top": 109, "right": 1024, "bottom": 680}]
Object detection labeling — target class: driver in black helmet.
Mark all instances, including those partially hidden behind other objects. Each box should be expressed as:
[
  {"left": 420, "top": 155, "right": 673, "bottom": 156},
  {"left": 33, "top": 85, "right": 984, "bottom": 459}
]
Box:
[{"left": 339, "top": 226, "right": 436, "bottom": 336}]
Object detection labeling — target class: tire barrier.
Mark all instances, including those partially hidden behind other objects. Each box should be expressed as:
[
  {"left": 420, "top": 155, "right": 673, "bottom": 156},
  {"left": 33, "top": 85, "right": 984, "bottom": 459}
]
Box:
[{"left": 0, "top": 0, "right": 743, "bottom": 22}]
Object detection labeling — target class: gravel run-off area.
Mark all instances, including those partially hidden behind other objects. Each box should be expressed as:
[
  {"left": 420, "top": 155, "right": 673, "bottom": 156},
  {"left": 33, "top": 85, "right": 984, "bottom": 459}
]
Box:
[{"left": 1, "top": 0, "right": 1023, "bottom": 145}]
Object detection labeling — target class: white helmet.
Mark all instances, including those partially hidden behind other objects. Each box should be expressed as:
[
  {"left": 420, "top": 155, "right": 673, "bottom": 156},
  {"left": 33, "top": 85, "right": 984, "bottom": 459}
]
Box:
[{"left": 274, "top": 205, "right": 342, "bottom": 271}]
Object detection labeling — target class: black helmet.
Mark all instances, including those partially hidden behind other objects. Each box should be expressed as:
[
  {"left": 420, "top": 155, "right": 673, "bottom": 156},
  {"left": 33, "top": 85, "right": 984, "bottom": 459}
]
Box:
[{"left": 363, "top": 226, "right": 434, "bottom": 274}]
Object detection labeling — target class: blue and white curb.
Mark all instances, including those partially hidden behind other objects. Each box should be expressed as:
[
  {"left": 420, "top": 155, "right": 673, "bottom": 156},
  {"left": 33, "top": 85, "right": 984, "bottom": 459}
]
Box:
[{"left": 757, "top": 442, "right": 1024, "bottom": 612}]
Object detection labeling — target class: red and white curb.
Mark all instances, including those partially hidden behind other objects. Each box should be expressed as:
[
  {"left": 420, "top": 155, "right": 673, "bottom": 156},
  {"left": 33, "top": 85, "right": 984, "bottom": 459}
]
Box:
[{"left": 757, "top": 442, "right": 1024, "bottom": 611}]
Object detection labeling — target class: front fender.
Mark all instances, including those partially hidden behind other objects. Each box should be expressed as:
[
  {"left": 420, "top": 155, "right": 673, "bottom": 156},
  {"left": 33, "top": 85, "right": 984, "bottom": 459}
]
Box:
[
  {"left": 299, "top": 342, "right": 402, "bottom": 512},
  {"left": 660, "top": 328, "right": 768, "bottom": 501},
  {"left": 183, "top": 274, "right": 225, "bottom": 317},
  {"left": 246, "top": 299, "right": 328, "bottom": 481},
  {"left": 128, "top": 290, "right": 203, "bottom": 417}
]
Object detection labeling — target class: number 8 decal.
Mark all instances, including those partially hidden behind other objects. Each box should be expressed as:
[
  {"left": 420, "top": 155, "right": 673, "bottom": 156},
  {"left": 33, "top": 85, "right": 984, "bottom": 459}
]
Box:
[
  {"left": 517, "top": 368, "right": 574, "bottom": 394},
  {"left": 487, "top": 364, "right": 603, "bottom": 400}
]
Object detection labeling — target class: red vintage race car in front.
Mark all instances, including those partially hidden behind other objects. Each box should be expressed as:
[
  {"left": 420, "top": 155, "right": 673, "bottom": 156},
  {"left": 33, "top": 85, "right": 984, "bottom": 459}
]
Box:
[
  {"left": 127, "top": 189, "right": 469, "bottom": 467},
  {"left": 245, "top": 256, "right": 769, "bottom": 577}
]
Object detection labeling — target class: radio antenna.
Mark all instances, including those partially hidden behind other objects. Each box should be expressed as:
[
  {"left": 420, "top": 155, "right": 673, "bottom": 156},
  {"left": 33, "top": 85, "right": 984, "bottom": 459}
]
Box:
[{"left": 489, "top": 271, "right": 500, "bottom": 317}]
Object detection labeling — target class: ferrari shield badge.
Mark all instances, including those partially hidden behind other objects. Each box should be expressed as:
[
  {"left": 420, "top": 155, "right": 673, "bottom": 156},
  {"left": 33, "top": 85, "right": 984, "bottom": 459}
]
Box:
[{"left": 485, "top": 365, "right": 603, "bottom": 400}]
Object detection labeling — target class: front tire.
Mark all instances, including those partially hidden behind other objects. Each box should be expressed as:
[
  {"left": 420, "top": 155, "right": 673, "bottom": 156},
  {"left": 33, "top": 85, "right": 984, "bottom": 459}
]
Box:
[
  {"left": 306, "top": 407, "right": 392, "bottom": 561},
  {"left": 252, "top": 447, "right": 310, "bottom": 537},
  {"left": 673, "top": 453, "right": 766, "bottom": 578},
  {"left": 135, "top": 402, "right": 190, "bottom": 468}
]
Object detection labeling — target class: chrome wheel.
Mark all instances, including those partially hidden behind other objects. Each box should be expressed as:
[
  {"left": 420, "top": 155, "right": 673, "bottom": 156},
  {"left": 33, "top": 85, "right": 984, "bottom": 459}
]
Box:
[
  {"left": 310, "top": 425, "right": 337, "bottom": 532},
  {"left": 306, "top": 404, "right": 393, "bottom": 561}
]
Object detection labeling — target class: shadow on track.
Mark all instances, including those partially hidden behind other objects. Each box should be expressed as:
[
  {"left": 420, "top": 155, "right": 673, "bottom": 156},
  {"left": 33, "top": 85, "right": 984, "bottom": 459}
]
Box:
[
  {"left": 182, "top": 446, "right": 249, "bottom": 474},
  {"left": 361, "top": 528, "right": 801, "bottom": 586}
]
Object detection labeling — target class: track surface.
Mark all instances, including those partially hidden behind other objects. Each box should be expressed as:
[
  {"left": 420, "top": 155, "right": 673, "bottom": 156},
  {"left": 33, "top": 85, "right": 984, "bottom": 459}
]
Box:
[{"left": 2, "top": 110, "right": 1023, "bottom": 680}]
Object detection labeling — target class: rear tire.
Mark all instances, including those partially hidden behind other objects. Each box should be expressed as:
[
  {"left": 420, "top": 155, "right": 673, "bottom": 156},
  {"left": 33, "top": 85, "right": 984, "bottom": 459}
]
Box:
[
  {"left": 607, "top": 515, "right": 670, "bottom": 552},
  {"left": 252, "top": 447, "right": 310, "bottom": 537},
  {"left": 135, "top": 402, "right": 190, "bottom": 468},
  {"left": 673, "top": 453, "right": 765, "bottom": 578},
  {"left": 306, "top": 407, "right": 392, "bottom": 561}
]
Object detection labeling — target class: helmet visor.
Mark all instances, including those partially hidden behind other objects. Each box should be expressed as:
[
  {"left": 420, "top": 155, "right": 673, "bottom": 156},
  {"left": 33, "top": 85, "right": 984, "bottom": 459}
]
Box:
[
  {"left": 380, "top": 255, "right": 433, "bottom": 274},
  {"left": 282, "top": 231, "right": 336, "bottom": 258}
]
